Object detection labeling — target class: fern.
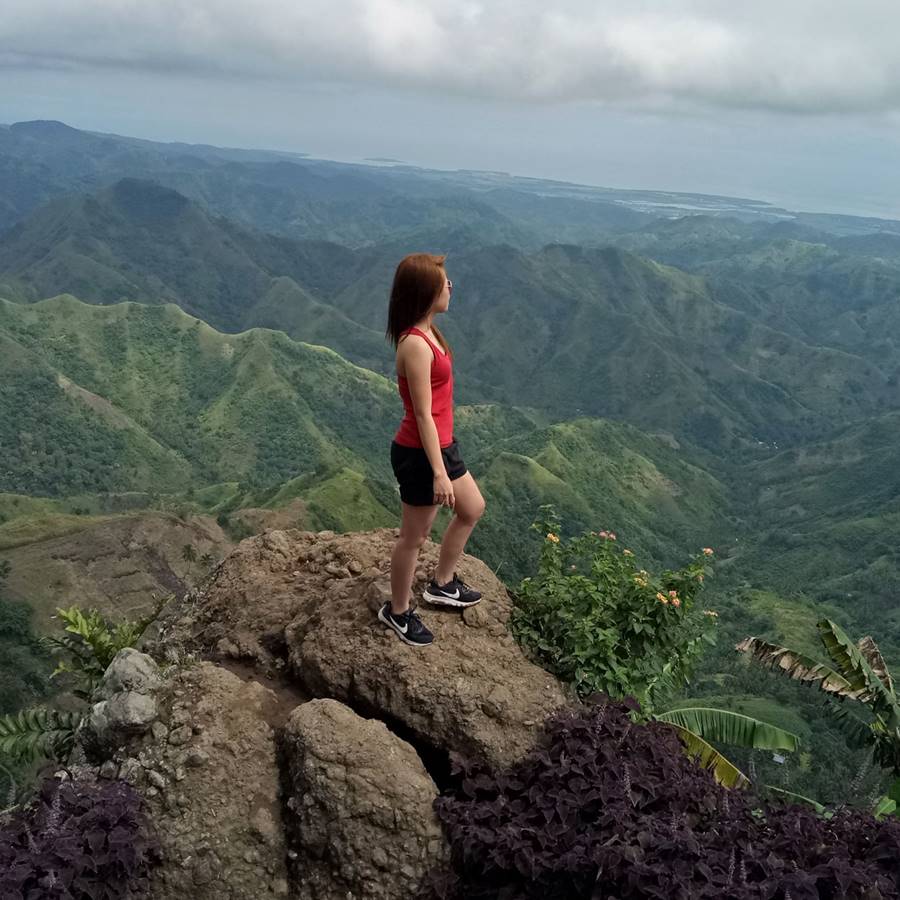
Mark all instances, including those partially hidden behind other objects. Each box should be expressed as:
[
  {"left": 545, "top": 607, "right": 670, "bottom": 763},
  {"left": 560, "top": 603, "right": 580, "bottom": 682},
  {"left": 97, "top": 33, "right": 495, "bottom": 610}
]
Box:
[{"left": 0, "top": 708, "right": 82, "bottom": 764}]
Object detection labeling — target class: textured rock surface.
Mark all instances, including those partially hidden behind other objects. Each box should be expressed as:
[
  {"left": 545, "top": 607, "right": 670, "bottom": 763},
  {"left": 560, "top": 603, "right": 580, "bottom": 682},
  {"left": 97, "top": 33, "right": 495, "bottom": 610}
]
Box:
[
  {"left": 103, "top": 662, "right": 292, "bottom": 899},
  {"left": 282, "top": 699, "right": 445, "bottom": 900},
  {"left": 78, "top": 649, "right": 162, "bottom": 759},
  {"left": 96, "top": 647, "right": 163, "bottom": 699},
  {"left": 168, "top": 528, "right": 569, "bottom": 768}
]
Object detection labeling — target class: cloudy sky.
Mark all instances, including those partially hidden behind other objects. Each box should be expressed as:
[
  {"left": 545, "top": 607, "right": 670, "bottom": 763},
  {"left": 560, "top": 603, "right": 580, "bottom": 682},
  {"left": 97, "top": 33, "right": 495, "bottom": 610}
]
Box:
[{"left": 3, "top": 0, "right": 900, "bottom": 217}]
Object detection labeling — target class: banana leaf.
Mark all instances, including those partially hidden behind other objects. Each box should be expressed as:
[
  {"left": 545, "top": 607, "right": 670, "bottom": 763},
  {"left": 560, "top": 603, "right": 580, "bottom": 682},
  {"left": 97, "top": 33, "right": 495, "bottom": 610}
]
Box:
[
  {"left": 736, "top": 636, "right": 862, "bottom": 699},
  {"left": 663, "top": 722, "right": 750, "bottom": 789},
  {"left": 818, "top": 621, "right": 900, "bottom": 723},
  {"left": 889, "top": 776, "right": 900, "bottom": 803},
  {"left": 656, "top": 707, "right": 800, "bottom": 752},
  {"left": 857, "top": 635, "right": 894, "bottom": 693},
  {"left": 764, "top": 785, "right": 826, "bottom": 814}
]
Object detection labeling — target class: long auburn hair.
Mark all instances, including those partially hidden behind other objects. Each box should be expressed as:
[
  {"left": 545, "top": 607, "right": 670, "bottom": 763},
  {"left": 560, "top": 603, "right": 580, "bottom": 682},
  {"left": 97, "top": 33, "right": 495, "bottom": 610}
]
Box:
[{"left": 386, "top": 253, "right": 452, "bottom": 356}]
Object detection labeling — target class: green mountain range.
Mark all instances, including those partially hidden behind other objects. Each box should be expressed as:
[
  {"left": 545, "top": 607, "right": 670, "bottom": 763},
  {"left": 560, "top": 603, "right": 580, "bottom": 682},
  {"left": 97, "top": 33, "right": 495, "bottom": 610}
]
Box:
[
  {"left": 612, "top": 215, "right": 900, "bottom": 380},
  {"left": 0, "top": 293, "right": 732, "bottom": 571},
  {"left": 4, "top": 121, "right": 900, "bottom": 806},
  {"left": 3, "top": 179, "right": 895, "bottom": 457}
]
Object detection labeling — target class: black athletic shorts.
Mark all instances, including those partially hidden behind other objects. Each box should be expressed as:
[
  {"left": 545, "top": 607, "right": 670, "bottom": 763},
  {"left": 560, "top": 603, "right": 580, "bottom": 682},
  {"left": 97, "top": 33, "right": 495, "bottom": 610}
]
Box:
[{"left": 390, "top": 438, "right": 467, "bottom": 506}]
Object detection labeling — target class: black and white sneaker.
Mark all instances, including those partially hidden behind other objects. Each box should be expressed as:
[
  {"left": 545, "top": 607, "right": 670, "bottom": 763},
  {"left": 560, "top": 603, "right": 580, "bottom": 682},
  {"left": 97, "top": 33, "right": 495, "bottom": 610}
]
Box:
[
  {"left": 378, "top": 602, "right": 434, "bottom": 646},
  {"left": 423, "top": 573, "right": 482, "bottom": 608}
]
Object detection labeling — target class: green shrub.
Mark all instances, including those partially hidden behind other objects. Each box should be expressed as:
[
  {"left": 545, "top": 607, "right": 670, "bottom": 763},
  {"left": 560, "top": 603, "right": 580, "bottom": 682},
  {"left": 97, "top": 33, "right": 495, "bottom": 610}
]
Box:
[
  {"left": 42, "top": 599, "right": 167, "bottom": 700},
  {"left": 512, "top": 507, "right": 717, "bottom": 710},
  {"left": 0, "top": 598, "right": 168, "bottom": 773}
]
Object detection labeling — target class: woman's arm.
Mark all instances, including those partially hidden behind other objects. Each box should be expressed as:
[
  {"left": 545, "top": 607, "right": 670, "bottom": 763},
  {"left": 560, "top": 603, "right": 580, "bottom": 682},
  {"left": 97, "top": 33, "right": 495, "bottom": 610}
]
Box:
[{"left": 400, "top": 336, "right": 455, "bottom": 507}]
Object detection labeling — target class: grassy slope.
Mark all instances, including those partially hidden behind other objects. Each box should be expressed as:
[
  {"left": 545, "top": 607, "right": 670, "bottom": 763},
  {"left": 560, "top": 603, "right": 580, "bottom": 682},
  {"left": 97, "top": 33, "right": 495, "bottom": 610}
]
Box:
[
  {"left": 6, "top": 291, "right": 897, "bottom": 637},
  {"left": 730, "top": 412, "right": 900, "bottom": 656},
  {"left": 0, "top": 294, "right": 400, "bottom": 494},
  {"left": 0, "top": 293, "right": 747, "bottom": 590},
  {"left": 464, "top": 416, "right": 733, "bottom": 581}
]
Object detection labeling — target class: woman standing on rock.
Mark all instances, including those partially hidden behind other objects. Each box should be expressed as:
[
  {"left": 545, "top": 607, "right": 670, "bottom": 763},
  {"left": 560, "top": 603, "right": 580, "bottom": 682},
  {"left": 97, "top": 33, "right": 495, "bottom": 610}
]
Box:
[{"left": 381, "top": 253, "right": 485, "bottom": 646}]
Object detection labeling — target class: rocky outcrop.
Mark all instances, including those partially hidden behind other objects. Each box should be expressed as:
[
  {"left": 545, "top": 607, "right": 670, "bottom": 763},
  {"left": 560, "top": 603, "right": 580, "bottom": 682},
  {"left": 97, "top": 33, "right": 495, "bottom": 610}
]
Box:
[
  {"left": 80, "top": 655, "right": 291, "bottom": 899},
  {"left": 281, "top": 699, "right": 445, "bottom": 899},
  {"left": 167, "top": 528, "right": 569, "bottom": 768},
  {"left": 115, "top": 527, "right": 575, "bottom": 898},
  {"left": 78, "top": 647, "right": 163, "bottom": 759}
]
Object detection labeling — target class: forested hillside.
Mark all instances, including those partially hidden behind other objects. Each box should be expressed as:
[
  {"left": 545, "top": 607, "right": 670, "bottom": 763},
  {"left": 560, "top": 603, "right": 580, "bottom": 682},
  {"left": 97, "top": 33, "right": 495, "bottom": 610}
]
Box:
[
  {"left": 2, "top": 178, "right": 896, "bottom": 457},
  {"left": 3, "top": 120, "right": 900, "bottom": 809}
]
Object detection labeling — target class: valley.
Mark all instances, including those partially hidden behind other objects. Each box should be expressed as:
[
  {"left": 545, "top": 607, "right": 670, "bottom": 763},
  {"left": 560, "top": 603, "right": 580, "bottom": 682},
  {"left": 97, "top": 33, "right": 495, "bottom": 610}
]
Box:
[{"left": 2, "top": 120, "right": 899, "bottom": 808}]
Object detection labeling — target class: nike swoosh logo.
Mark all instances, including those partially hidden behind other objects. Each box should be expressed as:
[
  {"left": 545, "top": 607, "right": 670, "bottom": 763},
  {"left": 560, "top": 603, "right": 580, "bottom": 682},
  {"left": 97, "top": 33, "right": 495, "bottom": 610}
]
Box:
[
  {"left": 395, "top": 620, "right": 408, "bottom": 634},
  {"left": 440, "top": 588, "right": 460, "bottom": 599}
]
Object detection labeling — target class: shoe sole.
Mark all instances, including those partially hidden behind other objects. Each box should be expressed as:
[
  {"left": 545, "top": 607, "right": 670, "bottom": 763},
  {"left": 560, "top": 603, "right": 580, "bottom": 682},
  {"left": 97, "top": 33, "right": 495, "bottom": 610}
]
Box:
[
  {"left": 377, "top": 607, "right": 433, "bottom": 647},
  {"left": 422, "top": 590, "right": 482, "bottom": 609}
]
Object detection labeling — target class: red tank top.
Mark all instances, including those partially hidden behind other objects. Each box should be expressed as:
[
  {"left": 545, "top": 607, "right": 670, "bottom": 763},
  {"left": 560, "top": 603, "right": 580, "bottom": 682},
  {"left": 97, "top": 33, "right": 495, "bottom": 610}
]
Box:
[{"left": 394, "top": 327, "right": 454, "bottom": 448}]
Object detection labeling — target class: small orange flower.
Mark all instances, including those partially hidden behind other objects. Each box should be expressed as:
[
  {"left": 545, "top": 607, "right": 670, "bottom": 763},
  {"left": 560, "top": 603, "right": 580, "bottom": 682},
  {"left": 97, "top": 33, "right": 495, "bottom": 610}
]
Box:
[
  {"left": 668, "top": 590, "right": 678, "bottom": 598},
  {"left": 656, "top": 592, "right": 668, "bottom": 604},
  {"left": 609, "top": 532, "right": 617, "bottom": 540},
  {"left": 702, "top": 547, "right": 714, "bottom": 556},
  {"left": 623, "top": 549, "right": 634, "bottom": 557},
  {"left": 671, "top": 597, "right": 681, "bottom": 608},
  {"left": 546, "top": 533, "right": 560, "bottom": 543}
]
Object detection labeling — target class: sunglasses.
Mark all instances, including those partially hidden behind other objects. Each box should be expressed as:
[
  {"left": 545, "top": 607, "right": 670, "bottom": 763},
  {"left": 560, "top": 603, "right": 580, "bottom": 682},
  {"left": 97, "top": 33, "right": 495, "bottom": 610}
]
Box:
[{"left": 447, "top": 278, "right": 453, "bottom": 293}]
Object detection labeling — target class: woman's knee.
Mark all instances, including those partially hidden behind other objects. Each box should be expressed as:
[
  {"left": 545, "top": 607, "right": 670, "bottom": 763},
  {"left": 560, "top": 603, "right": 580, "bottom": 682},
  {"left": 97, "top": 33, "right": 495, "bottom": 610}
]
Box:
[
  {"left": 399, "top": 527, "right": 430, "bottom": 549},
  {"left": 456, "top": 495, "right": 485, "bottom": 527}
]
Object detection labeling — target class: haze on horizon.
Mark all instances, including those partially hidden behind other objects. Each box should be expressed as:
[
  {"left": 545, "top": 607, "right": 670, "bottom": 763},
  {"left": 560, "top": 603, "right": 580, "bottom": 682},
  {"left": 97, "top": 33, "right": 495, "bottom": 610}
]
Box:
[{"left": 3, "top": 0, "right": 900, "bottom": 220}]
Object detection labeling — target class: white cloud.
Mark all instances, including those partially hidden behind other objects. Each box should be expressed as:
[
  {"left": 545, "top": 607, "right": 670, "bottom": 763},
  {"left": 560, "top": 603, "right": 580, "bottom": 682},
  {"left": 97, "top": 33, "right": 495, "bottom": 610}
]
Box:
[{"left": 2, "top": 0, "right": 899, "bottom": 114}]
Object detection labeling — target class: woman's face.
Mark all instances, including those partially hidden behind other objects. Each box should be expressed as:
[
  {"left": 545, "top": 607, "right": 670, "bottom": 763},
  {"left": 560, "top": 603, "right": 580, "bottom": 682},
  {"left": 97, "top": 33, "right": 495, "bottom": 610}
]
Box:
[{"left": 433, "top": 273, "right": 452, "bottom": 313}]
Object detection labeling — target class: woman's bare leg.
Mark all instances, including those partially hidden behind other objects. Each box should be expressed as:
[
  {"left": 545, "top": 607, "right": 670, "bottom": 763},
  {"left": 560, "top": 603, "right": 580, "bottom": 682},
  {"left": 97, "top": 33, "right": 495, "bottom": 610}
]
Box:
[
  {"left": 390, "top": 502, "right": 440, "bottom": 613},
  {"left": 435, "top": 473, "right": 486, "bottom": 585}
]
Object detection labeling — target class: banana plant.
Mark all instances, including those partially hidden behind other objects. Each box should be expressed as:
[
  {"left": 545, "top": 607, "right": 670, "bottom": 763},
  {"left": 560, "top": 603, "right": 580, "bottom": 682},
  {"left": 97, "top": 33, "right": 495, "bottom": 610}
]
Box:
[
  {"left": 736, "top": 619, "right": 900, "bottom": 777},
  {"left": 655, "top": 706, "right": 800, "bottom": 788}
]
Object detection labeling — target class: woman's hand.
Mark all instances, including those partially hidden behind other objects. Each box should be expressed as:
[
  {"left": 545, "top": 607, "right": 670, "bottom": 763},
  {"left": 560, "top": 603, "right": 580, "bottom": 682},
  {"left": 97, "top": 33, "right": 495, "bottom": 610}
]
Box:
[{"left": 433, "top": 472, "right": 455, "bottom": 508}]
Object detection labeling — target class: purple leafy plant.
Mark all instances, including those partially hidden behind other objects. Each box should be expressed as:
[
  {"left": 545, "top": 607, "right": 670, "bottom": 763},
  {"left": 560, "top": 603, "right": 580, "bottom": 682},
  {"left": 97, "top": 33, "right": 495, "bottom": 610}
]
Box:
[
  {"left": 0, "top": 773, "right": 160, "bottom": 899},
  {"left": 429, "top": 698, "right": 900, "bottom": 899}
]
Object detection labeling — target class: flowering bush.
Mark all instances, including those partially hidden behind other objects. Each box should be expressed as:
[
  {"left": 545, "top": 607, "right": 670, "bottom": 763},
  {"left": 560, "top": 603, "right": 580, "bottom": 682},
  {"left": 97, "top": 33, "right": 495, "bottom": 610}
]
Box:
[
  {"left": 0, "top": 773, "right": 159, "bottom": 899},
  {"left": 512, "top": 508, "right": 716, "bottom": 710},
  {"left": 427, "top": 700, "right": 900, "bottom": 899}
]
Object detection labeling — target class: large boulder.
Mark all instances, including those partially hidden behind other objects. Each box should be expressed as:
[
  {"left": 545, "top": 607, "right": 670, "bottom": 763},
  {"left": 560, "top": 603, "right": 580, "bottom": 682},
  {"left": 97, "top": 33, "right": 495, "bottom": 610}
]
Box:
[
  {"left": 96, "top": 646, "right": 164, "bottom": 698},
  {"left": 169, "top": 528, "right": 569, "bottom": 768},
  {"left": 282, "top": 698, "right": 446, "bottom": 899},
  {"left": 100, "top": 661, "right": 292, "bottom": 899},
  {"left": 78, "top": 648, "right": 163, "bottom": 759}
]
